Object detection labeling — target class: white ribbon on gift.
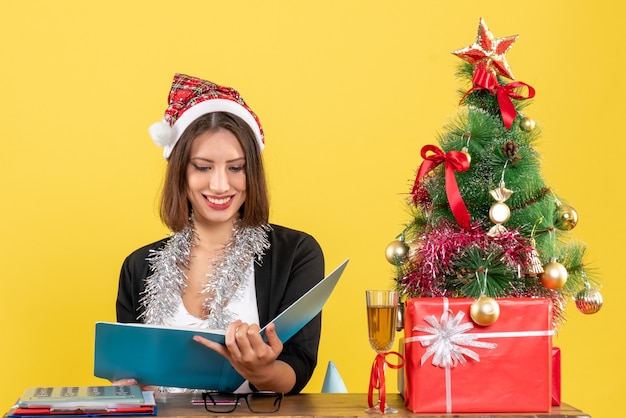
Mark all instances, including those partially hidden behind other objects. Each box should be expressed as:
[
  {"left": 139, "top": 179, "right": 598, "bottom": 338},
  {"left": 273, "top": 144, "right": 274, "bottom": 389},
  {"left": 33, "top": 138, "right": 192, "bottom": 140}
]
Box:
[
  {"left": 404, "top": 297, "right": 555, "bottom": 413},
  {"left": 409, "top": 308, "right": 497, "bottom": 368}
]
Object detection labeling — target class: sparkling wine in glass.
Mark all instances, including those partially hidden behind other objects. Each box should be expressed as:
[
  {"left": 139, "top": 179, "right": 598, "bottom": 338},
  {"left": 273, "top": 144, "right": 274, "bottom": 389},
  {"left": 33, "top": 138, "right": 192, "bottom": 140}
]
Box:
[{"left": 366, "top": 290, "right": 398, "bottom": 414}]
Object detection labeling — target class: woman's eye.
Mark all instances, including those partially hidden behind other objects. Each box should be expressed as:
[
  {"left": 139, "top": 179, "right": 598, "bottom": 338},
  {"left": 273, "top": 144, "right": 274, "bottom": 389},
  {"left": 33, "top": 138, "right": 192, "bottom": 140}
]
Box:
[
  {"left": 229, "top": 166, "right": 245, "bottom": 173},
  {"left": 192, "top": 164, "right": 210, "bottom": 172}
]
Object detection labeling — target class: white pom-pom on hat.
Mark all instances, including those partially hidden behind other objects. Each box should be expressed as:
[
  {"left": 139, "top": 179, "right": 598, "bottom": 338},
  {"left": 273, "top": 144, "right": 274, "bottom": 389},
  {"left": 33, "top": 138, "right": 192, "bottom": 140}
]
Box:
[{"left": 148, "top": 120, "right": 175, "bottom": 148}]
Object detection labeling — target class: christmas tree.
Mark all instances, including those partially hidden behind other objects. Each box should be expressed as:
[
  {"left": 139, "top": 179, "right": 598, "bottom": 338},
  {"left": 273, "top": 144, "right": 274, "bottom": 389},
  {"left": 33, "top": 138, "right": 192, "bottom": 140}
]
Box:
[{"left": 388, "top": 18, "right": 602, "bottom": 327}]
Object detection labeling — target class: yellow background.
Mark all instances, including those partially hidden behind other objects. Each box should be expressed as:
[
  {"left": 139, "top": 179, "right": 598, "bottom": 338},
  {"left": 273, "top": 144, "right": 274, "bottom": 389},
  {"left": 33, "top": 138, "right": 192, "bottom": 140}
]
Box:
[{"left": 1, "top": 1, "right": 623, "bottom": 417}]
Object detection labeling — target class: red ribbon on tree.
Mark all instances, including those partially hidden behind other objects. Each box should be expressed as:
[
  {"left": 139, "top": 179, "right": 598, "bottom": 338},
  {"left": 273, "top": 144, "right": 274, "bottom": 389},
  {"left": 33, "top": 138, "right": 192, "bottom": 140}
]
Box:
[
  {"left": 368, "top": 351, "right": 404, "bottom": 413},
  {"left": 463, "top": 67, "right": 535, "bottom": 130},
  {"left": 411, "top": 145, "right": 471, "bottom": 229}
]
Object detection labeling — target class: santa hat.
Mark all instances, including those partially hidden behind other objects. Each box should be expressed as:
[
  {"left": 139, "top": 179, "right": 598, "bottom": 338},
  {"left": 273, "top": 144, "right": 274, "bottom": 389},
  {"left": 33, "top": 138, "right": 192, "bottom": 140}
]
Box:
[{"left": 149, "top": 74, "right": 264, "bottom": 159}]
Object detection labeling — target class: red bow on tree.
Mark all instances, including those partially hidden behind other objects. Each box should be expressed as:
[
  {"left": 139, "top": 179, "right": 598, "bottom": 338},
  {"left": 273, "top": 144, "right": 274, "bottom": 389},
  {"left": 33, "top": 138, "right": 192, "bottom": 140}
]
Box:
[
  {"left": 465, "top": 66, "right": 535, "bottom": 130},
  {"left": 412, "top": 145, "right": 471, "bottom": 229}
]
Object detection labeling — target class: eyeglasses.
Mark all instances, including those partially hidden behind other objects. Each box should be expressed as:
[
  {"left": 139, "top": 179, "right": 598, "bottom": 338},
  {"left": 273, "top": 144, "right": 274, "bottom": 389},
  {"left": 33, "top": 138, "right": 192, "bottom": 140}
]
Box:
[{"left": 201, "top": 391, "right": 283, "bottom": 414}]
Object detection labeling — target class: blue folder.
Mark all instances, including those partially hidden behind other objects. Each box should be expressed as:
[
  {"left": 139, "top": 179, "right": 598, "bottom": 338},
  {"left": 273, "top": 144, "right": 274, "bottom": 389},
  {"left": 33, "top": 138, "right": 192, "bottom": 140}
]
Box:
[{"left": 94, "top": 259, "right": 349, "bottom": 391}]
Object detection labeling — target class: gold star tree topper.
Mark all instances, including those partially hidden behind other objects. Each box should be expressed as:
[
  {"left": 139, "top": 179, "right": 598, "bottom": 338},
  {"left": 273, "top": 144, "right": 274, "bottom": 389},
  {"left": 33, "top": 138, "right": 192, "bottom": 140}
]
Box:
[{"left": 452, "top": 18, "right": 519, "bottom": 80}]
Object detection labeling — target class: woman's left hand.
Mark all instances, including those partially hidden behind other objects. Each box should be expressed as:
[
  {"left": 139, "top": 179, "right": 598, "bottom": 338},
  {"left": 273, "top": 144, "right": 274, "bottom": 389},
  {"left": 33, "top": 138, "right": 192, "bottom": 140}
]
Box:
[{"left": 193, "top": 320, "right": 295, "bottom": 393}]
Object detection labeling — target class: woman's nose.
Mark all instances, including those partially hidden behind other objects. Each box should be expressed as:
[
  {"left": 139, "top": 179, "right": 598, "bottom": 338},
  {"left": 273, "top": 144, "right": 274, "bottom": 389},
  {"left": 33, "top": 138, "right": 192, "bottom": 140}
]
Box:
[{"left": 209, "top": 169, "right": 229, "bottom": 193}]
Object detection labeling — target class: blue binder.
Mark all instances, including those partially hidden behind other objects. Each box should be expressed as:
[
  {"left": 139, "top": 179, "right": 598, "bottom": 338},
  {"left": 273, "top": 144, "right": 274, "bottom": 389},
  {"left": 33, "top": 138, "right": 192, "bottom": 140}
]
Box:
[{"left": 94, "top": 259, "right": 349, "bottom": 391}]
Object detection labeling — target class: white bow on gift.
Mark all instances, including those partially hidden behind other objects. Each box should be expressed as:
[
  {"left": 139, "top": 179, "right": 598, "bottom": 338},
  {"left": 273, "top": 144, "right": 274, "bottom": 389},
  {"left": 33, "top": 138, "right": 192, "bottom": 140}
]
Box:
[{"left": 413, "top": 310, "right": 497, "bottom": 368}]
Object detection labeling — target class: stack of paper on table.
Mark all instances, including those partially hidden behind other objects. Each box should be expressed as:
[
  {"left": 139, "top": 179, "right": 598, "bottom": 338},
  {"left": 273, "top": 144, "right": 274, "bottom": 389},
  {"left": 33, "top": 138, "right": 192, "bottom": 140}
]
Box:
[{"left": 8, "top": 386, "right": 156, "bottom": 417}]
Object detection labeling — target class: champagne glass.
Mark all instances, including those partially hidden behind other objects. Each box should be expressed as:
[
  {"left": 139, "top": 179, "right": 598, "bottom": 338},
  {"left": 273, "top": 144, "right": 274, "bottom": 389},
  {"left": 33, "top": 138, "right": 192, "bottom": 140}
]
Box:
[{"left": 365, "top": 290, "right": 398, "bottom": 414}]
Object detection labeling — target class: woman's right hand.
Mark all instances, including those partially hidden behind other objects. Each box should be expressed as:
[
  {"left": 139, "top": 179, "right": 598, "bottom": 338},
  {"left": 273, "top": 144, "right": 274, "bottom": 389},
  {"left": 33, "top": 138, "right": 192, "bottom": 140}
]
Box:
[{"left": 111, "top": 378, "right": 138, "bottom": 386}]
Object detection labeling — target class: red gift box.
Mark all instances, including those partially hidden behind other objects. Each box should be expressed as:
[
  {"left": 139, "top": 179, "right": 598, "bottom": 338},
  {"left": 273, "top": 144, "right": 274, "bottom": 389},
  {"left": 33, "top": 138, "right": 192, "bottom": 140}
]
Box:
[
  {"left": 403, "top": 297, "right": 553, "bottom": 413},
  {"left": 552, "top": 347, "right": 561, "bottom": 406}
]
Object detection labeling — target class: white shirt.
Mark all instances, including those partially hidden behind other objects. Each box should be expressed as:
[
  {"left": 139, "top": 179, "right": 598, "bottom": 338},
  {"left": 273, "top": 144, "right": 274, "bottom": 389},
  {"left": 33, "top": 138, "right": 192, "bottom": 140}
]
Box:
[
  {"left": 160, "top": 261, "right": 258, "bottom": 393},
  {"left": 165, "top": 261, "right": 259, "bottom": 328}
]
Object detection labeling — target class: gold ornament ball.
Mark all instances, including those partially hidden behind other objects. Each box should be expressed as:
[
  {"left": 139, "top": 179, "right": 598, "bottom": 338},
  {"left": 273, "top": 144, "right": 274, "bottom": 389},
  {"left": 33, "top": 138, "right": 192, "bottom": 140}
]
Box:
[
  {"left": 540, "top": 261, "right": 568, "bottom": 289},
  {"left": 520, "top": 117, "right": 536, "bottom": 131},
  {"left": 385, "top": 240, "right": 409, "bottom": 264},
  {"left": 470, "top": 296, "right": 500, "bottom": 326},
  {"left": 555, "top": 204, "right": 578, "bottom": 230},
  {"left": 489, "top": 202, "right": 511, "bottom": 224},
  {"left": 461, "top": 147, "right": 472, "bottom": 166},
  {"left": 575, "top": 287, "right": 603, "bottom": 314}
]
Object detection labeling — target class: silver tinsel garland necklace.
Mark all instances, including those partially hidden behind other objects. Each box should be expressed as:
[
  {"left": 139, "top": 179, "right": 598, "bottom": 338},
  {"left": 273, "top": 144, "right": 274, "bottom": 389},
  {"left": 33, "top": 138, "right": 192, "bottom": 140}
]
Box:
[{"left": 139, "top": 222, "right": 271, "bottom": 328}]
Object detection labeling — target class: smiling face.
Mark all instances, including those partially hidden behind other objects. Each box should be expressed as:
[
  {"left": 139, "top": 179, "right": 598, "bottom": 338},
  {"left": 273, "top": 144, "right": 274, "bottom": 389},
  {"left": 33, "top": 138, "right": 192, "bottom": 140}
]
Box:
[
  {"left": 186, "top": 129, "right": 247, "bottom": 228},
  {"left": 160, "top": 112, "right": 269, "bottom": 233}
]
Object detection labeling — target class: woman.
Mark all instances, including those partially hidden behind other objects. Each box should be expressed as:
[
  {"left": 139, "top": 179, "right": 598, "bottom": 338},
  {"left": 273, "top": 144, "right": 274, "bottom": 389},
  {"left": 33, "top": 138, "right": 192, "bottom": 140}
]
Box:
[{"left": 115, "top": 74, "right": 325, "bottom": 395}]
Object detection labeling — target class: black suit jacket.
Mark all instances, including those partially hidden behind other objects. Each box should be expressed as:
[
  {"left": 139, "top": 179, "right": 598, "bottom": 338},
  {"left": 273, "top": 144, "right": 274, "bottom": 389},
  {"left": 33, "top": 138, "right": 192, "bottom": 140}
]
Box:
[{"left": 116, "top": 224, "right": 325, "bottom": 394}]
